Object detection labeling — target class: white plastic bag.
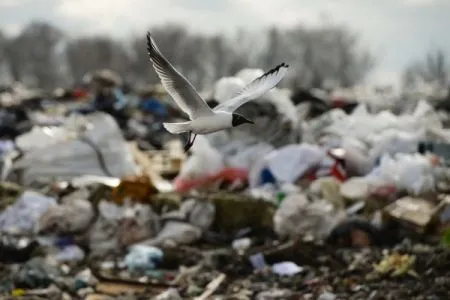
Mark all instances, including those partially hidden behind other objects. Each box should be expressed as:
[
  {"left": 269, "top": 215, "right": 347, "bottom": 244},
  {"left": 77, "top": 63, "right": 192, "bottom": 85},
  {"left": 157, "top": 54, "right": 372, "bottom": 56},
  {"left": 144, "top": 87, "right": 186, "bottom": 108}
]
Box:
[
  {"left": 227, "top": 142, "right": 274, "bottom": 170},
  {"left": 124, "top": 244, "right": 163, "bottom": 272},
  {"left": 13, "top": 112, "right": 139, "bottom": 185},
  {"left": 142, "top": 221, "right": 202, "bottom": 247},
  {"left": 368, "top": 129, "right": 424, "bottom": 161},
  {"left": 273, "top": 193, "right": 345, "bottom": 240},
  {"left": 0, "top": 191, "right": 56, "bottom": 235},
  {"left": 265, "top": 144, "right": 325, "bottom": 183},
  {"left": 366, "top": 153, "right": 435, "bottom": 195},
  {"left": 38, "top": 198, "right": 95, "bottom": 235},
  {"left": 213, "top": 77, "right": 245, "bottom": 103},
  {"left": 16, "top": 126, "right": 69, "bottom": 152},
  {"left": 235, "top": 68, "right": 264, "bottom": 85},
  {"left": 55, "top": 245, "right": 85, "bottom": 263},
  {"left": 176, "top": 135, "right": 224, "bottom": 181}
]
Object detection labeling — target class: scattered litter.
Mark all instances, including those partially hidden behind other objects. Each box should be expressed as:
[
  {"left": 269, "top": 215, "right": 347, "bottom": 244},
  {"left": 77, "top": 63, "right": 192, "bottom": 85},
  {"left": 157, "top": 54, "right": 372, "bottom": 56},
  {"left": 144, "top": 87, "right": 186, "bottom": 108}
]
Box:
[
  {"left": 271, "top": 261, "right": 304, "bottom": 276},
  {"left": 124, "top": 244, "right": 164, "bottom": 273}
]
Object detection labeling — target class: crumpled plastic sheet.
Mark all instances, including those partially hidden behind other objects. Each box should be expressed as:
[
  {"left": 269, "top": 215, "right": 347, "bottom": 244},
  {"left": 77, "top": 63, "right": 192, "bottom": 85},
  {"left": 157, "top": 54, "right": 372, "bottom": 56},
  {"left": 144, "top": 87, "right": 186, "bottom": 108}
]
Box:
[
  {"left": 249, "top": 144, "right": 326, "bottom": 187},
  {"left": 273, "top": 193, "right": 346, "bottom": 240},
  {"left": 324, "top": 100, "right": 442, "bottom": 145},
  {"left": 117, "top": 202, "right": 161, "bottom": 247},
  {"left": 124, "top": 244, "right": 163, "bottom": 272},
  {"left": 213, "top": 77, "right": 246, "bottom": 103},
  {"left": 301, "top": 109, "right": 347, "bottom": 144},
  {"left": 341, "top": 137, "right": 373, "bottom": 176},
  {"left": 365, "top": 153, "right": 436, "bottom": 195},
  {"left": 55, "top": 245, "right": 85, "bottom": 263},
  {"left": 0, "top": 191, "right": 56, "bottom": 235},
  {"left": 38, "top": 197, "right": 95, "bottom": 235},
  {"left": 142, "top": 221, "right": 202, "bottom": 247},
  {"left": 225, "top": 142, "right": 275, "bottom": 170},
  {"left": 88, "top": 201, "right": 123, "bottom": 259},
  {"left": 12, "top": 112, "right": 139, "bottom": 185},
  {"left": 162, "top": 198, "right": 215, "bottom": 231},
  {"left": 15, "top": 126, "right": 69, "bottom": 152},
  {"left": 88, "top": 200, "right": 161, "bottom": 258},
  {"left": 176, "top": 135, "right": 225, "bottom": 181}
]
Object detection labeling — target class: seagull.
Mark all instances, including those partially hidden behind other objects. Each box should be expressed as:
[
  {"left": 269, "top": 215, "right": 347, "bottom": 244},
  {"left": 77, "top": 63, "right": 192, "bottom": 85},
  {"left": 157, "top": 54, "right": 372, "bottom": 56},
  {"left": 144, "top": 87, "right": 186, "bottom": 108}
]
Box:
[{"left": 146, "top": 32, "right": 289, "bottom": 152}]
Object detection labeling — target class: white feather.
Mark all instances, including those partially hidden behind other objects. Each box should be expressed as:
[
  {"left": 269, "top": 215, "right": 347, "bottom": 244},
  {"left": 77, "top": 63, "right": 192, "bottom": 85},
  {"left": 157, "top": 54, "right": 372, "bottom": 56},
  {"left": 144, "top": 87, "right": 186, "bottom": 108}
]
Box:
[{"left": 147, "top": 32, "right": 214, "bottom": 120}]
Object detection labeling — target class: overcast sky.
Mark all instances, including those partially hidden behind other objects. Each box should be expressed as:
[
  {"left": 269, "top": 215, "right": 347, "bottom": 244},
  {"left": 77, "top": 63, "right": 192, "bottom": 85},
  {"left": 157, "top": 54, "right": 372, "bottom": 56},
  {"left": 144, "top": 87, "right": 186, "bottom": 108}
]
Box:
[{"left": 0, "top": 0, "right": 449, "bottom": 86}]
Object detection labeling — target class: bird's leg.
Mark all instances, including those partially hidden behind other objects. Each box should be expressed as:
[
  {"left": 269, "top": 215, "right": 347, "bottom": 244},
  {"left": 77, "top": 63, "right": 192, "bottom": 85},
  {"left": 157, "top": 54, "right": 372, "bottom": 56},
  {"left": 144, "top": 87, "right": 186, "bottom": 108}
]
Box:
[
  {"left": 183, "top": 132, "right": 198, "bottom": 153},
  {"left": 184, "top": 131, "right": 193, "bottom": 152},
  {"left": 191, "top": 134, "right": 198, "bottom": 145}
]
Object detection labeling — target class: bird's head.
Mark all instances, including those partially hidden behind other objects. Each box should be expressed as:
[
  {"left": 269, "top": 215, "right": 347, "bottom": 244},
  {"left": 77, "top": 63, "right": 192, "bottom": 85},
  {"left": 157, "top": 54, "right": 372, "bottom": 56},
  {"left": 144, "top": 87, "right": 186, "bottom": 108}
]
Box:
[{"left": 232, "top": 113, "right": 254, "bottom": 127}]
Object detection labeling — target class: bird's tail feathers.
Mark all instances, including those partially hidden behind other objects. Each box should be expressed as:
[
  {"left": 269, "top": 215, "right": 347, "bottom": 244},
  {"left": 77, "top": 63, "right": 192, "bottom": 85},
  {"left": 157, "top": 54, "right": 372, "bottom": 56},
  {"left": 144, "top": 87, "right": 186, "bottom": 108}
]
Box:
[{"left": 163, "top": 121, "right": 191, "bottom": 134}]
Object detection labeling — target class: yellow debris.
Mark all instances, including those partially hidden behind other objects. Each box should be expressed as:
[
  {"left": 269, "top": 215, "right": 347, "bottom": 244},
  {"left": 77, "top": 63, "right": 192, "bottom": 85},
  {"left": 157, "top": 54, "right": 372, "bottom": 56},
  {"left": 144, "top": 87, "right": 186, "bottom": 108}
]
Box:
[
  {"left": 11, "top": 289, "right": 26, "bottom": 297},
  {"left": 373, "top": 252, "right": 418, "bottom": 278}
]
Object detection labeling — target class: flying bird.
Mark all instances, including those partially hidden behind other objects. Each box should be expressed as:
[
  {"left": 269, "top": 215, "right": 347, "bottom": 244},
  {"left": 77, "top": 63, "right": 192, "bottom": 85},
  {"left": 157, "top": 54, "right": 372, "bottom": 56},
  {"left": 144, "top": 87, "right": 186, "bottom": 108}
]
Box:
[{"left": 146, "top": 32, "right": 289, "bottom": 152}]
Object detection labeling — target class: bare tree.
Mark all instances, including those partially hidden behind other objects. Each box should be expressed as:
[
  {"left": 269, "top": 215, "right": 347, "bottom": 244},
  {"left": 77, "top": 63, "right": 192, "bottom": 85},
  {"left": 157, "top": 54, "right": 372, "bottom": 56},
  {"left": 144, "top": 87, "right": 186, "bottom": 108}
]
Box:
[
  {"left": 129, "top": 24, "right": 189, "bottom": 86},
  {"left": 66, "top": 36, "right": 131, "bottom": 84},
  {"left": 402, "top": 49, "right": 449, "bottom": 88},
  {"left": 208, "top": 34, "right": 231, "bottom": 79},
  {"left": 0, "top": 20, "right": 375, "bottom": 90},
  {"left": 4, "top": 21, "right": 65, "bottom": 89},
  {"left": 280, "top": 23, "right": 374, "bottom": 89},
  {"left": 263, "top": 27, "right": 285, "bottom": 69},
  {"left": 4, "top": 32, "right": 30, "bottom": 83},
  {"left": 0, "top": 30, "right": 5, "bottom": 61},
  {"left": 176, "top": 33, "right": 210, "bottom": 87},
  {"left": 129, "top": 25, "right": 250, "bottom": 89},
  {"left": 0, "top": 30, "right": 7, "bottom": 82}
]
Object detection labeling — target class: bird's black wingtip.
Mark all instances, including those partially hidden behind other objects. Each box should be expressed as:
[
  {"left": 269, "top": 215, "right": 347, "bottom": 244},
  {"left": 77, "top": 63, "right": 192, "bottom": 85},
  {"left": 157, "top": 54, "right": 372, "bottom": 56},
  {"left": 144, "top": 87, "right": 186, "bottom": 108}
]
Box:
[
  {"left": 146, "top": 32, "right": 153, "bottom": 53},
  {"left": 280, "top": 62, "right": 290, "bottom": 68}
]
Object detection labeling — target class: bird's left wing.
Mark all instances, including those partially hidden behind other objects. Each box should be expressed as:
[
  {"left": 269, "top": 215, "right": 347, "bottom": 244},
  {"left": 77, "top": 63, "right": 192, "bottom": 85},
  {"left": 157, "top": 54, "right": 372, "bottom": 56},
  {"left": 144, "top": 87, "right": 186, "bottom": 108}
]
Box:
[
  {"left": 213, "top": 63, "right": 289, "bottom": 113},
  {"left": 147, "top": 32, "right": 214, "bottom": 120}
]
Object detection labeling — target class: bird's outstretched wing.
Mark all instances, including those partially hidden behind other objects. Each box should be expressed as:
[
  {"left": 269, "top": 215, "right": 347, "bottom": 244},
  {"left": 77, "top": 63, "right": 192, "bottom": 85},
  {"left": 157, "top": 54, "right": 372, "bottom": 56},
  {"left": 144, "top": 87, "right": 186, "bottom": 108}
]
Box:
[
  {"left": 146, "top": 32, "right": 213, "bottom": 119},
  {"left": 213, "top": 63, "right": 289, "bottom": 113}
]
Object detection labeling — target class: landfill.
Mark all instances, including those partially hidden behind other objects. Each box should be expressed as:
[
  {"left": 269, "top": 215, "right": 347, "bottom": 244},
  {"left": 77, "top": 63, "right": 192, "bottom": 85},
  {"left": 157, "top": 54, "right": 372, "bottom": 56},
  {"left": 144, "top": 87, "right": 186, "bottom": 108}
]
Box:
[{"left": 1, "top": 68, "right": 450, "bottom": 300}]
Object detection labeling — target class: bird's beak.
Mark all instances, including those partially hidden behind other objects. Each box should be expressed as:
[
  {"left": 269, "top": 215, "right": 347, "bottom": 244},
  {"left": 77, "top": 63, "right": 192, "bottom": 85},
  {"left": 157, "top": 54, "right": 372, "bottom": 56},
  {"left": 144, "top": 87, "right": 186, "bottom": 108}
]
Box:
[{"left": 245, "top": 118, "right": 254, "bottom": 124}]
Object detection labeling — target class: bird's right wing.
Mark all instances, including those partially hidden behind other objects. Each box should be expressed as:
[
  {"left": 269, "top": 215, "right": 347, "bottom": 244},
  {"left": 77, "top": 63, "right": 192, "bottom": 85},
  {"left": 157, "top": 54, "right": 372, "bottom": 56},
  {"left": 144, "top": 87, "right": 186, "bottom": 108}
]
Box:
[
  {"left": 146, "top": 32, "right": 213, "bottom": 120},
  {"left": 213, "top": 63, "right": 289, "bottom": 113}
]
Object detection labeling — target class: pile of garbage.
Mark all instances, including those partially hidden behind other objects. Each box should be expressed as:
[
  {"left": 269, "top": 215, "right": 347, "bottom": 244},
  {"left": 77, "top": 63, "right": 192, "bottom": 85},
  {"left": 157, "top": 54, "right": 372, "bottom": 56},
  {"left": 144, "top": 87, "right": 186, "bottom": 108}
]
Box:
[{"left": 2, "top": 70, "right": 450, "bottom": 299}]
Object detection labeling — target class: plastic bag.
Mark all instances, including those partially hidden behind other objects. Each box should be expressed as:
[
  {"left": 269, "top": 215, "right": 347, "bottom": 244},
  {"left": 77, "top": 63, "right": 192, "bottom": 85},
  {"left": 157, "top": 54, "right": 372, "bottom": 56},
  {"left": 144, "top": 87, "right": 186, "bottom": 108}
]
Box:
[
  {"left": 55, "top": 245, "right": 85, "bottom": 263},
  {"left": 235, "top": 68, "right": 264, "bottom": 85},
  {"left": 265, "top": 144, "right": 325, "bottom": 183},
  {"left": 16, "top": 126, "right": 69, "bottom": 152},
  {"left": 38, "top": 198, "right": 95, "bottom": 235},
  {"left": 366, "top": 153, "right": 435, "bottom": 195},
  {"left": 13, "top": 113, "right": 139, "bottom": 185},
  {"left": 176, "top": 135, "right": 224, "bottom": 181},
  {"left": 272, "top": 261, "right": 304, "bottom": 276},
  {"left": 368, "top": 129, "right": 424, "bottom": 161},
  {"left": 213, "top": 77, "right": 245, "bottom": 103},
  {"left": 0, "top": 191, "right": 56, "bottom": 235},
  {"left": 88, "top": 201, "right": 123, "bottom": 259},
  {"left": 142, "top": 221, "right": 202, "bottom": 247},
  {"left": 302, "top": 109, "right": 347, "bottom": 144},
  {"left": 266, "top": 89, "right": 299, "bottom": 126},
  {"left": 124, "top": 244, "right": 163, "bottom": 273},
  {"left": 273, "top": 193, "right": 346, "bottom": 240},
  {"left": 117, "top": 203, "right": 161, "bottom": 247},
  {"left": 227, "top": 142, "right": 274, "bottom": 170},
  {"left": 174, "top": 167, "right": 247, "bottom": 193},
  {"left": 172, "top": 199, "right": 215, "bottom": 231},
  {"left": 251, "top": 144, "right": 322, "bottom": 189},
  {"left": 341, "top": 137, "right": 372, "bottom": 176},
  {"left": 324, "top": 99, "right": 442, "bottom": 145}
]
